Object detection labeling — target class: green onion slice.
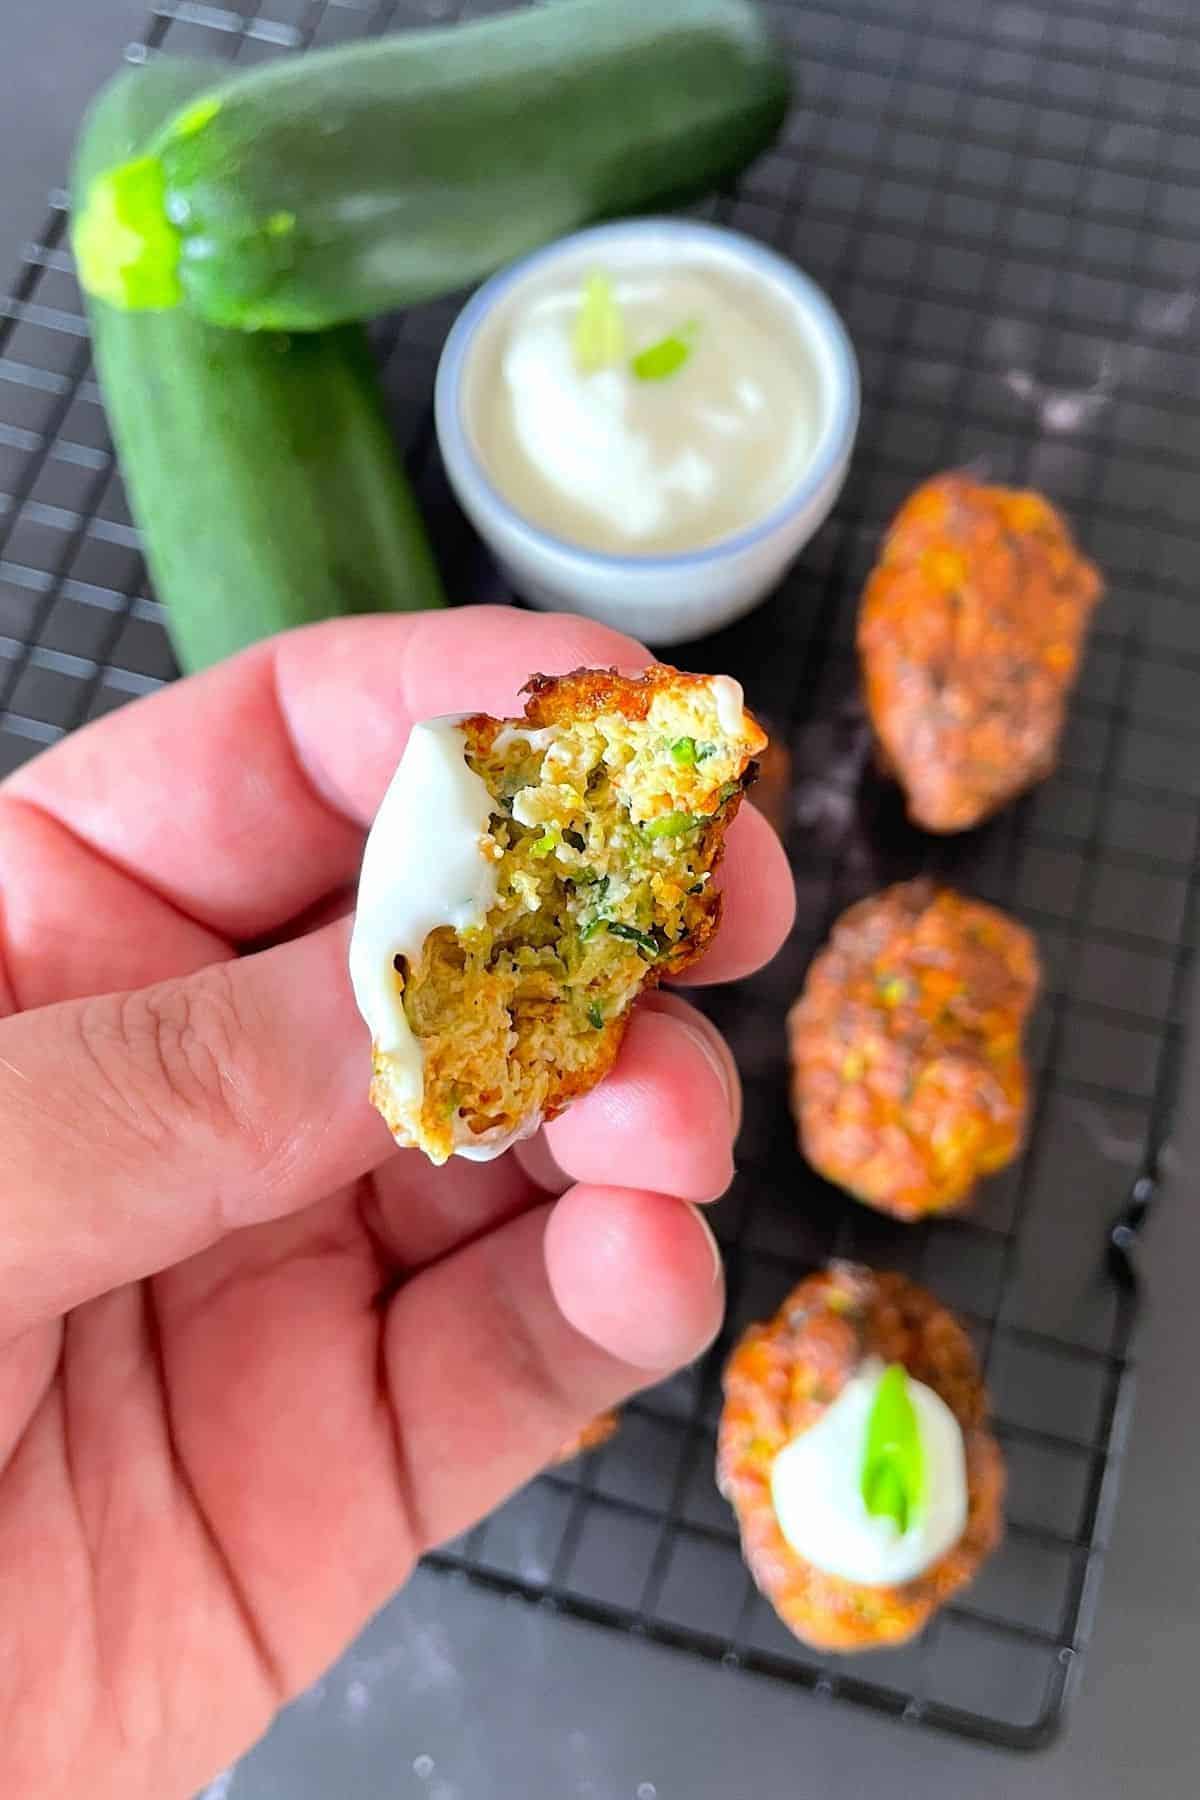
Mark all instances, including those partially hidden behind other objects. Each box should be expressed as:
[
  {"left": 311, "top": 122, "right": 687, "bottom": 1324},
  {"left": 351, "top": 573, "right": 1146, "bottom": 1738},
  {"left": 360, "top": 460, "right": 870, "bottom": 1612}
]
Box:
[
  {"left": 573, "top": 271, "right": 625, "bottom": 374},
  {"left": 643, "top": 811, "right": 702, "bottom": 839},
  {"left": 861, "top": 1363, "right": 924, "bottom": 1534},
  {"left": 631, "top": 320, "right": 699, "bottom": 382},
  {"left": 604, "top": 922, "right": 660, "bottom": 958}
]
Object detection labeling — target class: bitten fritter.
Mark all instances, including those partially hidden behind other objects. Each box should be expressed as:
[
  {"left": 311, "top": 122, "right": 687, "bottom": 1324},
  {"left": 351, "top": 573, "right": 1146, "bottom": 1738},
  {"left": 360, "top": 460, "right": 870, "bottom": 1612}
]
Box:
[
  {"left": 554, "top": 1412, "right": 620, "bottom": 1464},
  {"left": 372, "top": 665, "right": 765, "bottom": 1162},
  {"left": 858, "top": 474, "right": 1102, "bottom": 832},
  {"left": 717, "top": 1263, "right": 1004, "bottom": 1653},
  {"left": 788, "top": 881, "right": 1039, "bottom": 1220}
]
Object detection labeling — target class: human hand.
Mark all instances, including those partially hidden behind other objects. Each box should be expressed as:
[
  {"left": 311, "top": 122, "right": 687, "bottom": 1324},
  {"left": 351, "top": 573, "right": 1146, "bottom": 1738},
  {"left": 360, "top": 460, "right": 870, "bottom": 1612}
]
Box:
[{"left": 0, "top": 607, "right": 793, "bottom": 1798}]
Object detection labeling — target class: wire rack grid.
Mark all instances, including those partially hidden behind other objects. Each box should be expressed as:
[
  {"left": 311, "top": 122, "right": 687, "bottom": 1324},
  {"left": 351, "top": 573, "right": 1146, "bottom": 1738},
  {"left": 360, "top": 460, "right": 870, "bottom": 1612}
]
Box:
[{"left": 2, "top": 0, "right": 1199, "bottom": 1755}]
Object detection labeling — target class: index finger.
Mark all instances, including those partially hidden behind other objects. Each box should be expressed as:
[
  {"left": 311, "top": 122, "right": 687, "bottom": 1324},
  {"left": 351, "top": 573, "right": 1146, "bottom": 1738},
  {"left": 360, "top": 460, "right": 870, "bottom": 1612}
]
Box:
[{"left": 4, "top": 607, "right": 648, "bottom": 942}]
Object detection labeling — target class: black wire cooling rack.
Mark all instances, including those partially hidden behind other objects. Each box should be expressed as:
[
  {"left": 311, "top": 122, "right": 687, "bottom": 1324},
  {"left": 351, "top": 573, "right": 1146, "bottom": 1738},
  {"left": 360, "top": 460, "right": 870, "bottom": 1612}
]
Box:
[{"left": 3, "top": 0, "right": 1200, "bottom": 1755}]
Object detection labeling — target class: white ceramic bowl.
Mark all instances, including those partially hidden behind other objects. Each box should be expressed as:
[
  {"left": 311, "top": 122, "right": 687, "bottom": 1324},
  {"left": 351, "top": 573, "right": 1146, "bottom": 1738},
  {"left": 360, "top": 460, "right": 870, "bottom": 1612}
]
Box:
[{"left": 434, "top": 218, "right": 859, "bottom": 646}]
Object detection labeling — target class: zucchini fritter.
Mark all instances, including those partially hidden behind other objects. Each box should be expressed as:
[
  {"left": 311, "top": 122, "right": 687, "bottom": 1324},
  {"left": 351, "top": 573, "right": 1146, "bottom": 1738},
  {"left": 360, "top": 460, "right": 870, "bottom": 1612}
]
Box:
[
  {"left": 858, "top": 474, "right": 1102, "bottom": 832},
  {"left": 368, "top": 665, "right": 765, "bottom": 1162},
  {"left": 788, "top": 881, "right": 1039, "bottom": 1220},
  {"left": 718, "top": 1263, "right": 1004, "bottom": 1653}
]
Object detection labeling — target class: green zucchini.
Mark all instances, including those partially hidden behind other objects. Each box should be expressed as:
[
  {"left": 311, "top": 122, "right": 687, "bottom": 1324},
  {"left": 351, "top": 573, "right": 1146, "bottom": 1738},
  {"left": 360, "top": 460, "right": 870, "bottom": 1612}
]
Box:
[
  {"left": 72, "top": 0, "right": 789, "bottom": 332},
  {"left": 72, "top": 58, "right": 444, "bottom": 674}
]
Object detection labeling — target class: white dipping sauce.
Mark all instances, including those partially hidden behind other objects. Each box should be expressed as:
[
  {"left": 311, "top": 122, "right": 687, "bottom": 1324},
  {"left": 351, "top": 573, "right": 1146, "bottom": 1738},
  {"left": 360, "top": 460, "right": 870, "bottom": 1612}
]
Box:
[
  {"left": 349, "top": 717, "right": 537, "bottom": 1161},
  {"left": 710, "top": 674, "right": 747, "bottom": 738},
  {"left": 469, "top": 263, "right": 821, "bottom": 557},
  {"left": 770, "top": 1357, "right": 968, "bottom": 1587}
]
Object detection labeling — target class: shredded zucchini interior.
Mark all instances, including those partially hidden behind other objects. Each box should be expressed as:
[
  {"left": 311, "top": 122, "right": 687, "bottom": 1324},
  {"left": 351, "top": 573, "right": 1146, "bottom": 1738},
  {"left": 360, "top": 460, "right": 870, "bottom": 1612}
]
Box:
[{"left": 400, "top": 691, "right": 749, "bottom": 1158}]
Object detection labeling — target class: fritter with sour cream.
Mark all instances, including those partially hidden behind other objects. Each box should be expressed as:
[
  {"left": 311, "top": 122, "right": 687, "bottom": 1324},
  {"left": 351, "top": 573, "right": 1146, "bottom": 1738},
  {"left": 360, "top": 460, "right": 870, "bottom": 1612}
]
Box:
[
  {"left": 718, "top": 1263, "right": 1004, "bottom": 1652},
  {"left": 350, "top": 665, "right": 766, "bottom": 1163}
]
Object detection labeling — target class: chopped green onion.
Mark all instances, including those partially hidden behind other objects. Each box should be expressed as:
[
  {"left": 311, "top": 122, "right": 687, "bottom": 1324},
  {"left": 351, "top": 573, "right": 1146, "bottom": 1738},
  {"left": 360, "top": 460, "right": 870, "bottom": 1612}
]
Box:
[
  {"left": 670, "top": 736, "right": 698, "bottom": 766},
  {"left": 580, "top": 918, "right": 605, "bottom": 942},
  {"left": 631, "top": 320, "right": 698, "bottom": 382},
  {"left": 604, "top": 922, "right": 660, "bottom": 958},
  {"left": 573, "top": 270, "right": 624, "bottom": 374},
  {"left": 861, "top": 1364, "right": 923, "bottom": 1534},
  {"left": 587, "top": 1001, "right": 605, "bottom": 1030},
  {"left": 643, "top": 811, "right": 701, "bottom": 839},
  {"left": 530, "top": 827, "right": 560, "bottom": 858},
  {"left": 863, "top": 1463, "right": 908, "bottom": 1527},
  {"left": 695, "top": 742, "right": 717, "bottom": 762}
]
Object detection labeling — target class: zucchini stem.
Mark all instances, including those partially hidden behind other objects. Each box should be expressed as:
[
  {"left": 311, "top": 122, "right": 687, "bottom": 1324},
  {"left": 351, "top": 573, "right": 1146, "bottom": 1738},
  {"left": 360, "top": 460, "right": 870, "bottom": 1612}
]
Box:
[{"left": 74, "top": 156, "right": 182, "bottom": 311}]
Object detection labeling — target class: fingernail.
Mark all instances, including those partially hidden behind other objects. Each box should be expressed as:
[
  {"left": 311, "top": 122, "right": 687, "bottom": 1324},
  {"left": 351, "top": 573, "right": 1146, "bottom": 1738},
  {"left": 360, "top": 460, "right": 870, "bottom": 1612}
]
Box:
[
  {"left": 688, "top": 1202, "right": 725, "bottom": 1285},
  {"left": 674, "top": 1016, "right": 740, "bottom": 1133}
]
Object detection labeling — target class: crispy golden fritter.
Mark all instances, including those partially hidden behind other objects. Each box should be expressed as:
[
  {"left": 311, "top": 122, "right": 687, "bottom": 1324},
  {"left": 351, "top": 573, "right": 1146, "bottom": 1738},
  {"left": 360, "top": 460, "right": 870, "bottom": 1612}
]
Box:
[
  {"left": 858, "top": 474, "right": 1102, "bottom": 832},
  {"left": 371, "top": 665, "right": 766, "bottom": 1162},
  {"left": 717, "top": 1263, "right": 1004, "bottom": 1653},
  {"left": 788, "top": 881, "right": 1039, "bottom": 1221}
]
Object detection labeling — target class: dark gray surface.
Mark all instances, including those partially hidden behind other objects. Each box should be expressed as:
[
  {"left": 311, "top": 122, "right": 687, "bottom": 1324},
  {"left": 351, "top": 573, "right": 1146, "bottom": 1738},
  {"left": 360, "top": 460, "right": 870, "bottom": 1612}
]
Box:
[
  {"left": 4, "top": 2, "right": 1199, "bottom": 1796},
  {"left": 0, "top": 0, "right": 144, "bottom": 280}
]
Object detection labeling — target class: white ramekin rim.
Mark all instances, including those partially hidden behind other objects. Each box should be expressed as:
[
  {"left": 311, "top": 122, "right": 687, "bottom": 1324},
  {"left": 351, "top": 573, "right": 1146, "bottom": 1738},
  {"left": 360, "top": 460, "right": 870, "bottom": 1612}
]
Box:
[{"left": 433, "top": 217, "right": 860, "bottom": 575}]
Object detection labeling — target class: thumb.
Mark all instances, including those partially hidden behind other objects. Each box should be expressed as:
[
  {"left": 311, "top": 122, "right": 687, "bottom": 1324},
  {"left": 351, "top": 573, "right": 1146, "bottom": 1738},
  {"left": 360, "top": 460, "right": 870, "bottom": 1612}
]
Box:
[{"left": 0, "top": 917, "right": 386, "bottom": 1338}]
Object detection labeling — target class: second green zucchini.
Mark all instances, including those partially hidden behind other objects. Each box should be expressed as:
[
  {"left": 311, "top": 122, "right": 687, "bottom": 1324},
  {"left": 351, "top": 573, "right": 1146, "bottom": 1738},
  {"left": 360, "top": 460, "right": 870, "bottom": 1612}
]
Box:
[{"left": 73, "top": 57, "right": 444, "bottom": 674}]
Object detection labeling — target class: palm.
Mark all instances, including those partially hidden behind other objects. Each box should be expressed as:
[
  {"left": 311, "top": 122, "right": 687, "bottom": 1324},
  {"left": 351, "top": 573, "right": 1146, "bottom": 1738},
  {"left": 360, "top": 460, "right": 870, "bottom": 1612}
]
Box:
[{"left": 0, "top": 611, "right": 792, "bottom": 1798}]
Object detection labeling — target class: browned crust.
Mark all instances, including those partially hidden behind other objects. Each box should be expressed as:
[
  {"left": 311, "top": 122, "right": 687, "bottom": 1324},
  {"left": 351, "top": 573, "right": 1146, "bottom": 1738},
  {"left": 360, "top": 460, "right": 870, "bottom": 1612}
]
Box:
[
  {"left": 788, "top": 880, "right": 1040, "bottom": 1221},
  {"left": 367, "top": 1028, "right": 631, "bottom": 1142},
  {"left": 517, "top": 663, "right": 767, "bottom": 748},
  {"left": 717, "top": 1264, "right": 1005, "bottom": 1652}
]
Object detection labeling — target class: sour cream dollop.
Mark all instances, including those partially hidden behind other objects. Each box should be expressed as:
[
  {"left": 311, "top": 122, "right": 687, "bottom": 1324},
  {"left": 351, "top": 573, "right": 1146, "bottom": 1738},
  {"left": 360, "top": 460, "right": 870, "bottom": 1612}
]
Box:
[
  {"left": 469, "top": 263, "right": 821, "bottom": 558},
  {"left": 770, "top": 1358, "right": 968, "bottom": 1587},
  {"left": 348, "top": 717, "right": 539, "bottom": 1161}
]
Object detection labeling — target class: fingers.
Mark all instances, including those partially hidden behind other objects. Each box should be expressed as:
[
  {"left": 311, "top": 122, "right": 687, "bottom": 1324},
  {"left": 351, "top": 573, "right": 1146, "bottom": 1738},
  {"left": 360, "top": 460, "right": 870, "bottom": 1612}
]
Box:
[
  {"left": 0, "top": 797, "right": 230, "bottom": 1017},
  {"left": 273, "top": 606, "right": 649, "bottom": 828},
  {"left": 544, "top": 992, "right": 741, "bottom": 1203},
  {"left": 2, "top": 641, "right": 357, "bottom": 946},
  {"left": 0, "top": 918, "right": 389, "bottom": 1338},
  {"left": 672, "top": 802, "right": 796, "bottom": 986},
  {"left": 384, "top": 1190, "right": 723, "bottom": 1551},
  {"left": 367, "top": 989, "right": 742, "bottom": 1270},
  {"left": 147, "top": 1202, "right": 416, "bottom": 1702},
  {"left": 145, "top": 1177, "right": 722, "bottom": 1701},
  {"left": 364, "top": 1147, "right": 534, "bottom": 1270},
  {"left": 4, "top": 609, "right": 648, "bottom": 943},
  {"left": 543, "top": 1185, "right": 724, "bottom": 1365},
  {"left": 2, "top": 608, "right": 793, "bottom": 982},
  {"left": 0, "top": 1321, "right": 60, "bottom": 1468},
  {"left": 644, "top": 990, "right": 743, "bottom": 1138}
]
